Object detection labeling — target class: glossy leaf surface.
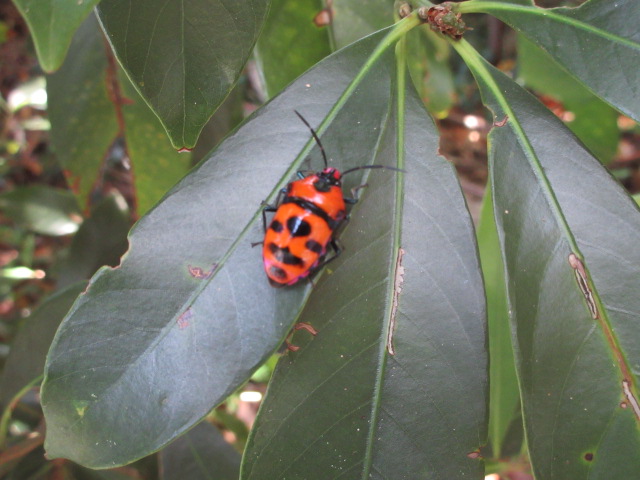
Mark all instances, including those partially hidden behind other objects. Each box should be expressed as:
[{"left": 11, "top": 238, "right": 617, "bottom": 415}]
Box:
[
  {"left": 96, "top": 0, "right": 269, "bottom": 149},
  {"left": 457, "top": 40, "right": 640, "bottom": 479},
  {"left": 460, "top": 0, "right": 640, "bottom": 122},
  {"left": 241, "top": 77, "right": 487, "bottom": 479},
  {"left": 159, "top": 421, "right": 240, "bottom": 480},
  {"left": 41, "top": 30, "right": 409, "bottom": 469},
  {"left": 12, "top": 0, "right": 100, "bottom": 72}
]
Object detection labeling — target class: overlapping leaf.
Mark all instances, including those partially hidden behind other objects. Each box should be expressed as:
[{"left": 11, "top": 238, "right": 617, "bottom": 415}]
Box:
[
  {"left": 12, "top": 0, "right": 100, "bottom": 72},
  {"left": 241, "top": 78, "right": 487, "bottom": 478},
  {"left": 159, "top": 421, "right": 240, "bottom": 480},
  {"left": 0, "top": 283, "right": 87, "bottom": 409},
  {"left": 96, "top": 0, "right": 269, "bottom": 149},
  {"left": 517, "top": 35, "right": 619, "bottom": 164},
  {"left": 57, "top": 194, "right": 130, "bottom": 289},
  {"left": 0, "top": 186, "right": 81, "bottom": 236},
  {"left": 41, "top": 30, "right": 404, "bottom": 469},
  {"left": 456, "top": 40, "right": 640, "bottom": 479},
  {"left": 254, "top": 0, "right": 331, "bottom": 97},
  {"left": 460, "top": 0, "right": 640, "bottom": 122},
  {"left": 48, "top": 13, "right": 192, "bottom": 214},
  {"left": 330, "top": 0, "right": 394, "bottom": 49},
  {"left": 477, "top": 187, "right": 519, "bottom": 459}
]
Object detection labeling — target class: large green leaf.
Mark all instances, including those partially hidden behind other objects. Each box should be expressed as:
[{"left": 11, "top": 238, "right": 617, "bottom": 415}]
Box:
[
  {"left": 477, "top": 186, "right": 519, "bottom": 459},
  {"left": 0, "top": 283, "right": 87, "bottom": 409},
  {"left": 455, "top": 39, "right": 640, "bottom": 479},
  {"left": 159, "top": 421, "right": 240, "bottom": 480},
  {"left": 41, "top": 23, "right": 419, "bottom": 468},
  {"left": 459, "top": 0, "right": 640, "bottom": 122},
  {"left": 12, "top": 0, "right": 100, "bottom": 72},
  {"left": 96, "top": 0, "right": 269, "bottom": 149},
  {"left": 254, "top": 0, "right": 331, "bottom": 97},
  {"left": 241, "top": 68, "right": 487, "bottom": 479},
  {"left": 48, "top": 12, "right": 191, "bottom": 214}
]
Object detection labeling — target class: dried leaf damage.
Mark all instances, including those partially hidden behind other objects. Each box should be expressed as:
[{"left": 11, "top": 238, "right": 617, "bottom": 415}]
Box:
[
  {"left": 622, "top": 380, "right": 640, "bottom": 421},
  {"left": 387, "top": 248, "right": 405, "bottom": 356},
  {"left": 568, "top": 253, "right": 599, "bottom": 319},
  {"left": 568, "top": 254, "right": 640, "bottom": 424}
]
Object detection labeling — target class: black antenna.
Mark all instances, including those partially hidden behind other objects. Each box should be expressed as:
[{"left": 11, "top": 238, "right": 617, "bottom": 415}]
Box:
[
  {"left": 342, "top": 165, "right": 405, "bottom": 176},
  {"left": 294, "top": 110, "right": 328, "bottom": 169}
]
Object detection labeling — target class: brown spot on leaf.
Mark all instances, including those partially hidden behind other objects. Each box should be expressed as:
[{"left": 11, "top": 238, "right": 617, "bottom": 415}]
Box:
[
  {"left": 188, "top": 264, "right": 217, "bottom": 279},
  {"left": 178, "top": 308, "right": 193, "bottom": 329},
  {"left": 467, "top": 450, "right": 482, "bottom": 459}
]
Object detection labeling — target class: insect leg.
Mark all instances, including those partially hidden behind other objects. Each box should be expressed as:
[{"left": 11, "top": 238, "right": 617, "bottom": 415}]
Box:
[
  {"left": 345, "top": 183, "right": 368, "bottom": 204},
  {"left": 251, "top": 189, "right": 286, "bottom": 247},
  {"left": 311, "top": 238, "right": 344, "bottom": 271}
]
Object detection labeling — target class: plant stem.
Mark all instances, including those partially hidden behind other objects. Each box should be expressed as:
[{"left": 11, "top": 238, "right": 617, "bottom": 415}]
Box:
[{"left": 0, "top": 374, "right": 43, "bottom": 449}]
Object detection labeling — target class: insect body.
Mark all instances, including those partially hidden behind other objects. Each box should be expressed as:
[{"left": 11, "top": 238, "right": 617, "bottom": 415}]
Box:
[
  {"left": 262, "top": 166, "right": 346, "bottom": 286},
  {"left": 259, "top": 111, "right": 399, "bottom": 287}
]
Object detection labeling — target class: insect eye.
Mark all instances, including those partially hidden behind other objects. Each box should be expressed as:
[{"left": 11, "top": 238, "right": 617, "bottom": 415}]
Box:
[{"left": 313, "top": 178, "right": 331, "bottom": 192}]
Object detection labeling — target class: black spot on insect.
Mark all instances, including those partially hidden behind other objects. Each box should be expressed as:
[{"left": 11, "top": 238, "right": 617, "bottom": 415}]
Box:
[
  {"left": 268, "top": 243, "right": 304, "bottom": 265},
  {"left": 584, "top": 452, "right": 594, "bottom": 462},
  {"left": 287, "top": 216, "right": 311, "bottom": 237},
  {"left": 305, "top": 239, "right": 324, "bottom": 254},
  {"left": 270, "top": 219, "right": 284, "bottom": 233},
  {"left": 313, "top": 178, "right": 332, "bottom": 192},
  {"left": 269, "top": 265, "right": 287, "bottom": 280}
]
